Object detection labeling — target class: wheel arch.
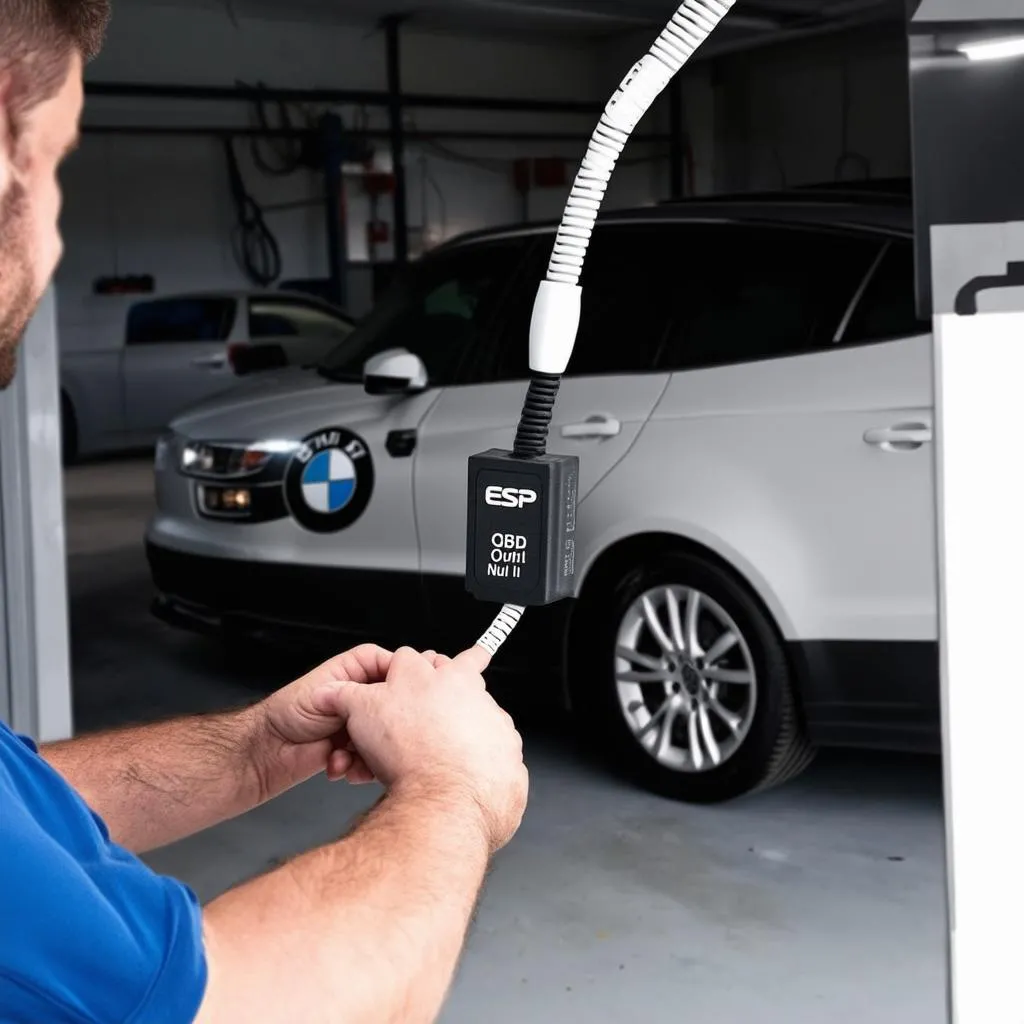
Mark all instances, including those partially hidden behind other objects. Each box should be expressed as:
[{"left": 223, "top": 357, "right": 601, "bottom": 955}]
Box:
[{"left": 562, "top": 530, "right": 798, "bottom": 711}]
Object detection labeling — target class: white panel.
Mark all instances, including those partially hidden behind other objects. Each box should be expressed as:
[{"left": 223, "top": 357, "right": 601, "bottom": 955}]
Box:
[{"left": 934, "top": 309, "right": 1024, "bottom": 1024}]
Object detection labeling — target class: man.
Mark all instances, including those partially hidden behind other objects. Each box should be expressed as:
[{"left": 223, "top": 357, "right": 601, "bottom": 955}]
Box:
[{"left": 0, "top": 3, "right": 529, "bottom": 1022}]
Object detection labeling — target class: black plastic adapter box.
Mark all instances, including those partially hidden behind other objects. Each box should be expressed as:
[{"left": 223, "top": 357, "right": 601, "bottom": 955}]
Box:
[{"left": 466, "top": 449, "right": 579, "bottom": 607}]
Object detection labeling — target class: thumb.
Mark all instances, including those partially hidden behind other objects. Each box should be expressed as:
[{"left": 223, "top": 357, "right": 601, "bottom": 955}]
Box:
[{"left": 310, "top": 679, "right": 364, "bottom": 719}]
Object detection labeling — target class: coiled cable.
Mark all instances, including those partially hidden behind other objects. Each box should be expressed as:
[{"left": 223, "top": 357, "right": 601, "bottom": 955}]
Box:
[
  {"left": 476, "top": 0, "right": 735, "bottom": 660},
  {"left": 224, "top": 138, "right": 282, "bottom": 287}
]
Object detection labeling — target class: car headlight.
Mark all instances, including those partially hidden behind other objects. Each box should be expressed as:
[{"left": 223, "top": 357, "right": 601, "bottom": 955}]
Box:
[
  {"left": 180, "top": 441, "right": 217, "bottom": 475},
  {"left": 179, "top": 439, "right": 300, "bottom": 479}
]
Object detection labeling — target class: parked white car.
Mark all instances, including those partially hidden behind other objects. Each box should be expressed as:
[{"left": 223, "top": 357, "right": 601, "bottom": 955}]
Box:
[
  {"left": 147, "top": 195, "right": 938, "bottom": 803},
  {"left": 60, "top": 290, "right": 355, "bottom": 461}
]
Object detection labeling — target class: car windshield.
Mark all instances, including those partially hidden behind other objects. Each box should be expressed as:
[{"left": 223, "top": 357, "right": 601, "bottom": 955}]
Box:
[{"left": 318, "top": 240, "right": 524, "bottom": 385}]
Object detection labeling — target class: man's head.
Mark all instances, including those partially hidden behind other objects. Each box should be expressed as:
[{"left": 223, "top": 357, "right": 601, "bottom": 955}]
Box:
[{"left": 0, "top": 0, "right": 109, "bottom": 388}]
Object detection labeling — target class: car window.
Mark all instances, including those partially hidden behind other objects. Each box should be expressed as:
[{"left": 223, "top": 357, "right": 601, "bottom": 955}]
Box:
[
  {"left": 248, "top": 299, "right": 354, "bottom": 342},
  {"left": 480, "top": 226, "right": 681, "bottom": 384},
  {"left": 657, "top": 225, "right": 882, "bottom": 371},
  {"left": 319, "top": 239, "right": 527, "bottom": 386},
  {"left": 126, "top": 297, "right": 236, "bottom": 345},
  {"left": 842, "top": 241, "right": 930, "bottom": 343}
]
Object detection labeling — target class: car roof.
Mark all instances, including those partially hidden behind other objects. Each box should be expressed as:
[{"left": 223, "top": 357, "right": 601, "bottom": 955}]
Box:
[{"left": 436, "top": 189, "right": 914, "bottom": 254}]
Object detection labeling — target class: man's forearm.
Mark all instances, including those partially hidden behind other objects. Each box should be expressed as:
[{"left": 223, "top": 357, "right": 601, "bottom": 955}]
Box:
[
  {"left": 41, "top": 706, "right": 268, "bottom": 852},
  {"left": 197, "top": 785, "right": 490, "bottom": 1024}
]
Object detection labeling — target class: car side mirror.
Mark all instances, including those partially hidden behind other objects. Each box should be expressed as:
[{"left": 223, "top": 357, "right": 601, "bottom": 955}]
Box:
[{"left": 363, "top": 348, "right": 428, "bottom": 395}]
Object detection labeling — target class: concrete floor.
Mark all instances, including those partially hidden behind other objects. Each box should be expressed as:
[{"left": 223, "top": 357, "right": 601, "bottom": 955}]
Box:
[{"left": 66, "top": 457, "right": 949, "bottom": 1024}]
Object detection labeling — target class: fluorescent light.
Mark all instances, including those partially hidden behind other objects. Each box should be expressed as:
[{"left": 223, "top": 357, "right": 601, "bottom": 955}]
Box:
[{"left": 959, "top": 36, "right": 1024, "bottom": 62}]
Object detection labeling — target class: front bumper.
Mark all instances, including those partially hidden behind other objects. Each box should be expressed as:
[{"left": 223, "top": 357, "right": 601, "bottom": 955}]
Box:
[
  {"left": 147, "top": 541, "right": 573, "bottom": 682},
  {"left": 147, "top": 542, "right": 418, "bottom": 650}
]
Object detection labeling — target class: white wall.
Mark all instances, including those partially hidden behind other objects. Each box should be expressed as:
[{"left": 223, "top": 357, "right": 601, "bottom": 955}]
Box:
[
  {"left": 60, "top": 2, "right": 662, "bottom": 343},
  {"left": 712, "top": 26, "right": 911, "bottom": 193},
  {"left": 60, "top": 4, "right": 914, "bottom": 352}
]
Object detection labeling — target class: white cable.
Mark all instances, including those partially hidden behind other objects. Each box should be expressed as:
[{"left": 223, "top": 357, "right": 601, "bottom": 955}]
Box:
[
  {"left": 477, "top": 604, "right": 526, "bottom": 658},
  {"left": 529, "top": 0, "right": 735, "bottom": 376},
  {"left": 476, "top": 0, "right": 734, "bottom": 659}
]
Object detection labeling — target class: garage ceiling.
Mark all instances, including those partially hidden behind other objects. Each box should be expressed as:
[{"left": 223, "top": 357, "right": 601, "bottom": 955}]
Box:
[{"left": 136, "top": 0, "right": 907, "bottom": 47}]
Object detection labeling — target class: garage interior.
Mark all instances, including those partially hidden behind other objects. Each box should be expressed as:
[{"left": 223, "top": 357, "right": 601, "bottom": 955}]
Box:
[{"left": 5, "top": 0, "right": 1019, "bottom": 1020}]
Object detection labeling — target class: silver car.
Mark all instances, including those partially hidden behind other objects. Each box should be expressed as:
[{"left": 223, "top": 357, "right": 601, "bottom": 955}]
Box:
[
  {"left": 147, "top": 195, "right": 939, "bottom": 803},
  {"left": 60, "top": 290, "right": 355, "bottom": 461}
]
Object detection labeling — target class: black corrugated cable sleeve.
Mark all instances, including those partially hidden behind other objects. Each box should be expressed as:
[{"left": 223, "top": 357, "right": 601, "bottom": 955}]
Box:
[{"left": 512, "top": 373, "right": 562, "bottom": 458}]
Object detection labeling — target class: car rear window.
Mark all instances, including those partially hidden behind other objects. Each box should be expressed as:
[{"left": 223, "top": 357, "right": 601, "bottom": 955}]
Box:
[
  {"left": 657, "top": 224, "right": 882, "bottom": 371},
  {"left": 842, "top": 241, "right": 930, "bottom": 343},
  {"left": 127, "top": 298, "right": 236, "bottom": 345}
]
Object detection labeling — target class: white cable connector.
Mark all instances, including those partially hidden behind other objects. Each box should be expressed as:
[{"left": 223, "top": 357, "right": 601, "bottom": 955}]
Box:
[
  {"left": 481, "top": 0, "right": 735, "bottom": 655},
  {"left": 529, "top": 280, "right": 582, "bottom": 375}
]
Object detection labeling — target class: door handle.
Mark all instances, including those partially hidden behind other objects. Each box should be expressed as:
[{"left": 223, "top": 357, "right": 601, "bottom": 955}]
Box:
[
  {"left": 386, "top": 429, "right": 417, "bottom": 458},
  {"left": 864, "top": 423, "right": 933, "bottom": 452},
  {"left": 561, "top": 415, "right": 621, "bottom": 440},
  {"left": 191, "top": 354, "right": 228, "bottom": 370}
]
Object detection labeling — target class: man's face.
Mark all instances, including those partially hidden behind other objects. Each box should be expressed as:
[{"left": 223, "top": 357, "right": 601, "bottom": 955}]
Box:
[{"left": 0, "top": 53, "right": 83, "bottom": 389}]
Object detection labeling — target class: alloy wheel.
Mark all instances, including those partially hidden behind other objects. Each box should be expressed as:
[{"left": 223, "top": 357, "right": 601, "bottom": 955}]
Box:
[{"left": 614, "top": 584, "right": 758, "bottom": 773}]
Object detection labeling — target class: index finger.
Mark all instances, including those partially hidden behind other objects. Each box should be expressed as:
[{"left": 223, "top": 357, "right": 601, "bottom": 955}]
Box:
[{"left": 454, "top": 644, "right": 492, "bottom": 675}]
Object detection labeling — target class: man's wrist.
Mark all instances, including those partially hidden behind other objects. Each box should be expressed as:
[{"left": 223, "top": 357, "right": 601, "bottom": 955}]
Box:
[
  {"left": 387, "top": 776, "right": 495, "bottom": 858},
  {"left": 228, "top": 702, "right": 278, "bottom": 806}
]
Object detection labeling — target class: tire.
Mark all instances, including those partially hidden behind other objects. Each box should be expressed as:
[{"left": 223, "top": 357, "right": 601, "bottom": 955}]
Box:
[
  {"left": 61, "top": 392, "right": 78, "bottom": 465},
  {"left": 570, "top": 549, "right": 815, "bottom": 804}
]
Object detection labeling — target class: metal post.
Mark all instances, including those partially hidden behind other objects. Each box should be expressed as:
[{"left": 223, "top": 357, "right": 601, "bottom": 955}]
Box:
[
  {"left": 0, "top": 288, "right": 72, "bottom": 740},
  {"left": 385, "top": 15, "right": 410, "bottom": 265},
  {"left": 668, "top": 78, "right": 686, "bottom": 200},
  {"left": 319, "top": 112, "right": 347, "bottom": 307}
]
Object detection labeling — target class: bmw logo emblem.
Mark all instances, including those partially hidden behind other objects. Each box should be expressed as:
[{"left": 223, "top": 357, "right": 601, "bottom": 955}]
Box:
[{"left": 284, "top": 427, "right": 374, "bottom": 533}]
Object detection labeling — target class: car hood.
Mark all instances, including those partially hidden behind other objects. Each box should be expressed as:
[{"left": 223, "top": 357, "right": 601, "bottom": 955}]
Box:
[{"left": 170, "top": 369, "right": 397, "bottom": 440}]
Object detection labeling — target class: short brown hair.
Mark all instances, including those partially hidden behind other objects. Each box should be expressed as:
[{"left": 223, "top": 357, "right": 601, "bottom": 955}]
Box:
[{"left": 1, "top": 0, "right": 110, "bottom": 125}]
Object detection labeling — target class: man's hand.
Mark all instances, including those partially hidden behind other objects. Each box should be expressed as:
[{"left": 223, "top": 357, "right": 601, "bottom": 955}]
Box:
[
  {"left": 252, "top": 644, "right": 395, "bottom": 798},
  {"left": 199, "top": 642, "right": 525, "bottom": 1024},
  {"left": 41, "top": 645, "right": 396, "bottom": 854},
  {"left": 322, "top": 645, "right": 528, "bottom": 855}
]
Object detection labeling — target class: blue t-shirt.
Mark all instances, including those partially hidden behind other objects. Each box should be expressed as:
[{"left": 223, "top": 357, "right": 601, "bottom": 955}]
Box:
[{"left": 0, "top": 719, "right": 207, "bottom": 1022}]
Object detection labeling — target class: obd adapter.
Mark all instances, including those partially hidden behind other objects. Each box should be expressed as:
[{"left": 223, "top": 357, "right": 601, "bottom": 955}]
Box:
[{"left": 466, "top": 449, "right": 578, "bottom": 608}]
